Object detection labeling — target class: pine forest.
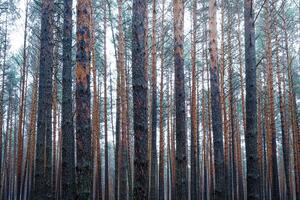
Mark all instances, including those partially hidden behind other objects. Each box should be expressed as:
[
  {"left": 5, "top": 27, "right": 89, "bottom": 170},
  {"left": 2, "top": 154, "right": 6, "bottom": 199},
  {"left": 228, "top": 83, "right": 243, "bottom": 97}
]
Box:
[{"left": 0, "top": 0, "right": 299, "bottom": 199}]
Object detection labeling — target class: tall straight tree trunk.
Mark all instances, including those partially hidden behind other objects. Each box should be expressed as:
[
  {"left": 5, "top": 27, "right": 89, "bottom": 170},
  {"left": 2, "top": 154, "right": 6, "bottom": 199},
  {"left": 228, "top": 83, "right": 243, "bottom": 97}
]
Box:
[
  {"left": 244, "top": 0, "right": 260, "bottom": 199},
  {"left": 282, "top": 8, "right": 300, "bottom": 199},
  {"left": 33, "top": 0, "right": 54, "bottom": 198},
  {"left": 61, "top": 0, "right": 75, "bottom": 197},
  {"left": 219, "top": 3, "right": 229, "bottom": 195},
  {"left": 24, "top": 66, "right": 38, "bottom": 200},
  {"left": 150, "top": 0, "right": 158, "bottom": 198},
  {"left": 190, "top": 0, "right": 197, "bottom": 199},
  {"left": 75, "top": 0, "right": 92, "bottom": 197},
  {"left": 17, "top": 1, "right": 29, "bottom": 198},
  {"left": 132, "top": 0, "right": 148, "bottom": 198},
  {"left": 52, "top": 33, "right": 59, "bottom": 197},
  {"left": 0, "top": 16, "right": 8, "bottom": 194},
  {"left": 263, "top": 81, "right": 270, "bottom": 200},
  {"left": 0, "top": 25, "right": 7, "bottom": 186},
  {"left": 125, "top": 63, "right": 133, "bottom": 200},
  {"left": 173, "top": 0, "right": 187, "bottom": 199},
  {"left": 237, "top": 6, "right": 245, "bottom": 199},
  {"left": 117, "top": 0, "right": 129, "bottom": 198},
  {"left": 3, "top": 90, "right": 12, "bottom": 200},
  {"left": 227, "top": 16, "right": 237, "bottom": 200},
  {"left": 201, "top": 53, "right": 208, "bottom": 200},
  {"left": 91, "top": 18, "right": 101, "bottom": 200},
  {"left": 158, "top": 0, "right": 165, "bottom": 198},
  {"left": 237, "top": 4, "right": 246, "bottom": 133},
  {"left": 115, "top": 74, "right": 121, "bottom": 200},
  {"left": 264, "top": 1, "right": 279, "bottom": 198},
  {"left": 208, "top": 0, "right": 225, "bottom": 198},
  {"left": 103, "top": 0, "right": 109, "bottom": 199},
  {"left": 275, "top": 18, "right": 290, "bottom": 199},
  {"left": 257, "top": 72, "right": 264, "bottom": 199},
  {"left": 169, "top": 73, "right": 176, "bottom": 200}
]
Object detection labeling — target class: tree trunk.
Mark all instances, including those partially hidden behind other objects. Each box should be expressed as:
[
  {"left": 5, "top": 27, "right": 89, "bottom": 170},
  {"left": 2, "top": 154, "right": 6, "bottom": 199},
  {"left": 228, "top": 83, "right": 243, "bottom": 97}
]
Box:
[
  {"left": 91, "top": 16, "right": 102, "bottom": 199},
  {"left": 33, "top": 0, "right": 54, "bottom": 197},
  {"left": 150, "top": 0, "right": 158, "bottom": 198},
  {"left": 159, "top": 0, "right": 165, "bottom": 198},
  {"left": 173, "top": 0, "right": 188, "bottom": 199},
  {"left": 190, "top": 0, "right": 197, "bottom": 199},
  {"left": 115, "top": 74, "right": 121, "bottom": 200},
  {"left": 208, "top": 0, "right": 225, "bottom": 198},
  {"left": 75, "top": 0, "right": 92, "bottom": 197},
  {"left": 275, "top": 18, "right": 290, "bottom": 200},
  {"left": 282, "top": 9, "right": 300, "bottom": 199},
  {"left": 132, "top": 0, "right": 148, "bottom": 198},
  {"left": 103, "top": 1, "right": 109, "bottom": 199},
  {"left": 244, "top": 0, "right": 260, "bottom": 199},
  {"left": 17, "top": 1, "right": 29, "bottom": 198},
  {"left": 227, "top": 16, "right": 237, "bottom": 200},
  {"left": 264, "top": 1, "right": 279, "bottom": 198},
  {"left": 118, "top": 0, "right": 129, "bottom": 198},
  {"left": 61, "top": 0, "right": 75, "bottom": 197}
]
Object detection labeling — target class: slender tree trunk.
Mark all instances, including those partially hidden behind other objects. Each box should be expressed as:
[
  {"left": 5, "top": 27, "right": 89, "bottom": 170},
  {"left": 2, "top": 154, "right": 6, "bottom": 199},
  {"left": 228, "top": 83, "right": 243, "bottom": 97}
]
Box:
[
  {"left": 103, "top": 1, "right": 109, "bottom": 199},
  {"left": 275, "top": 20, "right": 290, "bottom": 200},
  {"left": 201, "top": 54, "right": 208, "bottom": 200},
  {"left": 264, "top": 1, "right": 280, "bottom": 198},
  {"left": 190, "top": 0, "right": 197, "bottom": 199},
  {"left": 91, "top": 17, "right": 102, "bottom": 199},
  {"left": 169, "top": 72, "right": 176, "bottom": 200},
  {"left": 0, "top": 34, "right": 6, "bottom": 189},
  {"left": 118, "top": 0, "right": 129, "bottom": 198},
  {"left": 52, "top": 35, "right": 58, "bottom": 198},
  {"left": 17, "top": 2, "right": 29, "bottom": 198},
  {"left": 0, "top": 16, "right": 8, "bottom": 195},
  {"left": 150, "top": 0, "right": 158, "bottom": 198},
  {"left": 33, "top": 0, "right": 54, "bottom": 197},
  {"left": 282, "top": 10, "right": 300, "bottom": 199},
  {"left": 173, "top": 0, "right": 187, "bottom": 199},
  {"left": 257, "top": 72, "right": 264, "bottom": 199},
  {"left": 75, "top": 0, "right": 92, "bottom": 197},
  {"left": 23, "top": 65, "right": 38, "bottom": 200},
  {"left": 227, "top": 16, "right": 237, "bottom": 200},
  {"left": 244, "top": 0, "right": 260, "bottom": 199},
  {"left": 115, "top": 74, "right": 121, "bottom": 200},
  {"left": 61, "top": 0, "right": 75, "bottom": 197},
  {"left": 132, "top": 0, "right": 148, "bottom": 199},
  {"left": 237, "top": 6, "right": 245, "bottom": 200},
  {"left": 159, "top": 0, "right": 165, "bottom": 198},
  {"left": 208, "top": 0, "right": 225, "bottom": 198}
]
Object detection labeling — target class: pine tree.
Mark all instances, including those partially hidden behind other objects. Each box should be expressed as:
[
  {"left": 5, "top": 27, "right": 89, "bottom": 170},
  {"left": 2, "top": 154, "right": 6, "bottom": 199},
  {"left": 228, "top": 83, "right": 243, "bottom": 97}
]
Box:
[
  {"left": 208, "top": 0, "right": 225, "bottom": 198},
  {"left": 173, "top": 0, "right": 187, "bottom": 199},
  {"left": 244, "top": 0, "right": 260, "bottom": 199},
  {"left": 150, "top": 0, "right": 158, "bottom": 198},
  {"left": 132, "top": 0, "right": 148, "bottom": 198},
  {"left": 33, "top": 0, "right": 55, "bottom": 197},
  {"left": 61, "top": 0, "right": 75, "bottom": 197},
  {"left": 75, "top": 0, "right": 92, "bottom": 197}
]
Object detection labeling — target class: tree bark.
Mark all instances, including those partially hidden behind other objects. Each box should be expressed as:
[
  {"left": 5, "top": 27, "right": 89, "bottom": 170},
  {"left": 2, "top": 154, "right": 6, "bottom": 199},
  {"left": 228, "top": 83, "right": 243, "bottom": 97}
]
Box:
[
  {"left": 150, "top": 0, "right": 158, "bottom": 198},
  {"left": 75, "top": 0, "right": 92, "bottom": 197},
  {"left": 244, "top": 0, "right": 260, "bottom": 199},
  {"left": 190, "top": 0, "right": 197, "bottom": 199},
  {"left": 33, "top": 0, "right": 54, "bottom": 197},
  {"left": 132, "top": 0, "right": 148, "bottom": 198},
  {"left": 104, "top": 1, "right": 109, "bottom": 199},
  {"left": 264, "top": 1, "right": 279, "bottom": 198},
  {"left": 17, "top": 1, "right": 29, "bottom": 198},
  {"left": 159, "top": 0, "right": 165, "bottom": 198},
  {"left": 208, "top": 0, "right": 225, "bottom": 198},
  {"left": 173, "top": 0, "right": 187, "bottom": 199},
  {"left": 61, "top": 0, "right": 75, "bottom": 197}
]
